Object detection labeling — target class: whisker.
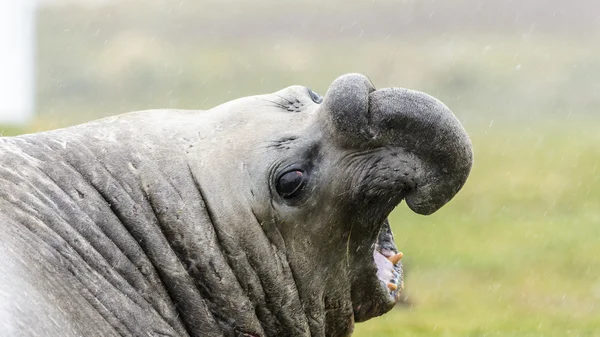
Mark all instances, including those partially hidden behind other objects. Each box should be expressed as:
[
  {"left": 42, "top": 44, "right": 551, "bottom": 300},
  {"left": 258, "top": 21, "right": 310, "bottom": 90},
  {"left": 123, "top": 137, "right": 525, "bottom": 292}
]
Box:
[
  {"left": 273, "top": 94, "right": 295, "bottom": 105},
  {"left": 259, "top": 98, "right": 288, "bottom": 109}
]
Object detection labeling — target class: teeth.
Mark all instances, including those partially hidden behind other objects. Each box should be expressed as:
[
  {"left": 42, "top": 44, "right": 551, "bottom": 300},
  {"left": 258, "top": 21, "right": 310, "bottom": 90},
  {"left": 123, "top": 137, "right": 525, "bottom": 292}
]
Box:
[
  {"left": 387, "top": 282, "right": 398, "bottom": 291},
  {"left": 388, "top": 252, "right": 403, "bottom": 265}
]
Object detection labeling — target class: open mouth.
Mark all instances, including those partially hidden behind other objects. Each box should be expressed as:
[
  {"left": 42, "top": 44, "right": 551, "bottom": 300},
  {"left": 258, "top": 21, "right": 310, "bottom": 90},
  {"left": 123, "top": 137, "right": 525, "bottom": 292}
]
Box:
[
  {"left": 351, "top": 218, "right": 404, "bottom": 322},
  {"left": 373, "top": 220, "right": 403, "bottom": 300}
]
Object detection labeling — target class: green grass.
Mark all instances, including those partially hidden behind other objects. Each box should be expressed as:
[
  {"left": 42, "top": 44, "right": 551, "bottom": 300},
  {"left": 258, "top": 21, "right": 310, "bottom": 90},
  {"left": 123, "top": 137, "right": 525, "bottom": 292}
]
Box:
[
  {"left": 0, "top": 126, "right": 26, "bottom": 137},
  {"left": 354, "top": 124, "right": 600, "bottom": 336}
]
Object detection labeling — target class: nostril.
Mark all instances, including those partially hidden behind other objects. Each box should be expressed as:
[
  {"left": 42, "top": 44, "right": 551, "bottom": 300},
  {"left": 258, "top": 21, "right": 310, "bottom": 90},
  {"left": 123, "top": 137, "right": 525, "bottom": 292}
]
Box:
[{"left": 307, "top": 88, "right": 323, "bottom": 104}]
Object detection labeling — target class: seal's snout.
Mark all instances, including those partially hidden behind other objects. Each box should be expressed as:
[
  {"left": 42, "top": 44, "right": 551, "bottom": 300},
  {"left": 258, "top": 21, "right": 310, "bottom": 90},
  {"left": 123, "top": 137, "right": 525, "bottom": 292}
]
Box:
[
  {"left": 322, "top": 73, "right": 473, "bottom": 215},
  {"left": 368, "top": 88, "right": 473, "bottom": 214}
]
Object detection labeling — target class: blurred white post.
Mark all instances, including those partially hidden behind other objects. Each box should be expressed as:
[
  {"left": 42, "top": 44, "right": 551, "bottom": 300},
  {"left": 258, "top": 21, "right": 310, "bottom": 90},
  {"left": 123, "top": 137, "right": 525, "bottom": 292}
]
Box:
[{"left": 0, "top": 0, "right": 35, "bottom": 126}]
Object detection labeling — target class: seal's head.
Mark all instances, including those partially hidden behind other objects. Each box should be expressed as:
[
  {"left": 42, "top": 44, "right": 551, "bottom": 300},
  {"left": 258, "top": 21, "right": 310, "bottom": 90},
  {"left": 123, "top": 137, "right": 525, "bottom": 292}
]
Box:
[{"left": 190, "top": 73, "right": 473, "bottom": 336}]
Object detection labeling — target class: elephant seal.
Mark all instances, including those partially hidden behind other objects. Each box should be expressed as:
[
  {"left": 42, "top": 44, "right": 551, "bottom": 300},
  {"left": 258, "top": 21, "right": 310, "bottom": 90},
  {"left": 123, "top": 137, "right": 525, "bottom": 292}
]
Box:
[{"left": 0, "top": 74, "right": 472, "bottom": 337}]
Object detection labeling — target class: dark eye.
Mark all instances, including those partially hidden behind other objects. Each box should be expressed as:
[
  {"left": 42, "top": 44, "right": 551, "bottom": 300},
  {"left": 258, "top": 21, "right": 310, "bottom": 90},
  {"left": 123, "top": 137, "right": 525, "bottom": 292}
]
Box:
[
  {"left": 276, "top": 170, "right": 307, "bottom": 198},
  {"left": 307, "top": 88, "right": 323, "bottom": 104}
]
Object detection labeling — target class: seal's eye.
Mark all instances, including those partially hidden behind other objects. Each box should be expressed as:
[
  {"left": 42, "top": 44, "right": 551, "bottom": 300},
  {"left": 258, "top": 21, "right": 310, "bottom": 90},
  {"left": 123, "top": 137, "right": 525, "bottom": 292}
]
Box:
[
  {"left": 307, "top": 88, "right": 323, "bottom": 104},
  {"left": 276, "top": 170, "right": 307, "bottom": 198}
]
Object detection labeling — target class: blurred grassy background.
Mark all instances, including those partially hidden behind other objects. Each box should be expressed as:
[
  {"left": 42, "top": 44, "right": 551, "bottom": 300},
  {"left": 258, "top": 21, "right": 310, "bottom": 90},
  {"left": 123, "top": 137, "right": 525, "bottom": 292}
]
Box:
[{"left": 7, "top": 0, "right": 600, "bottom": 335}]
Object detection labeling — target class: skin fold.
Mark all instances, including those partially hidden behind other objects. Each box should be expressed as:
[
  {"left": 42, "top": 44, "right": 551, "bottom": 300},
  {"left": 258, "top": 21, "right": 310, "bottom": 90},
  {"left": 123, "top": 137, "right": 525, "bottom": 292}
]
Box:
[{"left": 0, "top": 74, "right": 472, "bottom": 337}]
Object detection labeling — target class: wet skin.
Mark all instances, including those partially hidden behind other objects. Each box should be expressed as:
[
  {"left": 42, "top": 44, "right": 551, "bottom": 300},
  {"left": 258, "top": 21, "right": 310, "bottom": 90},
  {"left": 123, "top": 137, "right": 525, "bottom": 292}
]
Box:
[{"left": 0, "top": 74, "right": 472, "bottom": 337}]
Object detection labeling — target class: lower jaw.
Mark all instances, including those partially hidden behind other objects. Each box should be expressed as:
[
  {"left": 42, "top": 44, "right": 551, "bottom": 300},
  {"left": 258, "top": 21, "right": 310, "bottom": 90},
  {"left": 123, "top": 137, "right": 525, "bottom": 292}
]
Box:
[
  {"left": 352, "top": 221, "right": 404, "bottom": 321},
  {"left": 351, "top": 268, "right": 404, "bottom": 322},
  {"left": 352, "top": 288, "right": 398, "bottom": 322}
]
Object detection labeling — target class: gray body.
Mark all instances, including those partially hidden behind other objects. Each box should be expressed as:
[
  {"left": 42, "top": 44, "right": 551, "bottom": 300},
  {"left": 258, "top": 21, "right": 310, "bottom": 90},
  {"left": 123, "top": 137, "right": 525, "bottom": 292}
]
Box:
[{"left": 0, "top": 74, "right": 473, "bottom": 337}]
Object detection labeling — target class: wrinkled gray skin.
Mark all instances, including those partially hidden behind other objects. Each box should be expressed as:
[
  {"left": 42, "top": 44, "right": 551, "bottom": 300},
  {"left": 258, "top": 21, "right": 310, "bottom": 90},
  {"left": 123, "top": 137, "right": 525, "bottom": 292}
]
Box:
[{"left": 0, "top": 74, "right": 472, "bottom": 337}]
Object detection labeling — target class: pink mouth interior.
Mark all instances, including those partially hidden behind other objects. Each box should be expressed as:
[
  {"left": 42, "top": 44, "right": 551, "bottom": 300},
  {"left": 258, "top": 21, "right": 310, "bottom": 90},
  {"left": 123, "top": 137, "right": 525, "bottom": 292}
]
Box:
[{"left": 373, "top": 247, "right": 403, "bottom": 298}]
